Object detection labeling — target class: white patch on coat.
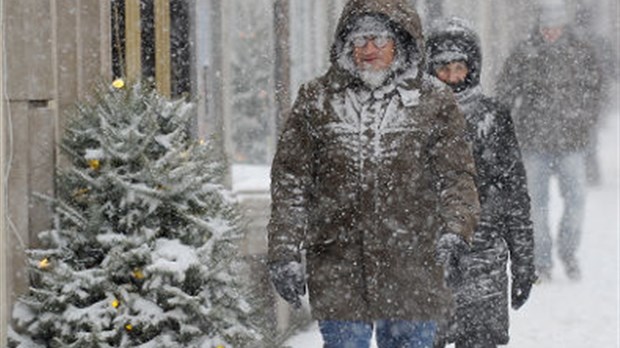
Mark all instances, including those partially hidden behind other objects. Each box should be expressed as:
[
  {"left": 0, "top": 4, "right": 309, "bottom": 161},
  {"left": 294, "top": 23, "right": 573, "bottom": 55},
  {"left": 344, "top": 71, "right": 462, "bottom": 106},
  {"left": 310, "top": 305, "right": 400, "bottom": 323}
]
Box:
[
  {"left": 319, "top": 67, "right": 423, "bottom": 179},
  {"left": 329, "top": 90, "right": 362, "bottom": 127},
  {"left": 397, "top": 88, "right": 421, "bottom": 107},
  {"left": 477, "top": 113, "right": 495, "bottom": 138},
  {"left": 315, "top": 88, "right": 326, "bottom": 112}
]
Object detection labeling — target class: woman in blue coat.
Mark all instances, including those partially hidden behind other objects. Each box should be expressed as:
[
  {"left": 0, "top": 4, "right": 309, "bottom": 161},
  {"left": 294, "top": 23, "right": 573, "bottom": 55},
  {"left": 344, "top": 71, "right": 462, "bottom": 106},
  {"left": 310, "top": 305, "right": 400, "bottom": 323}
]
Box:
[{"left": 426, "top": 17, "right": 537, "bottom": 348}]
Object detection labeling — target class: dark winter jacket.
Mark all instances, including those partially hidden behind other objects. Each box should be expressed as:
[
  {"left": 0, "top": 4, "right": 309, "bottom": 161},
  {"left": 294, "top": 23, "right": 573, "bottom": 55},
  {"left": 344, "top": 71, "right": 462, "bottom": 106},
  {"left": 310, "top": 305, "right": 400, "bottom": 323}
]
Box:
[
  {"left": 448, "top": 88, "right": 535, "bottom": 345},
  {"left": 267, "top": 0, "right": 480, "bottom": 321},
  {"left": 427, "top": 18, "right": 536, "bottom": 345},
  {"left": 496, "top": 27, "right": 602, "bottom": 154}
]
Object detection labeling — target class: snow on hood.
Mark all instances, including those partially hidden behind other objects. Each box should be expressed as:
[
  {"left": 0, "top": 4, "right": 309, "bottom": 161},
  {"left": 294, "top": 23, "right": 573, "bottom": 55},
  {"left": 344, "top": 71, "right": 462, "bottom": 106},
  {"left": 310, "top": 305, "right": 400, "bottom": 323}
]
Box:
[
  {"left": 330, "top": 0, "right": 426, "bottom": 76},
  {"left": 426, "top": 16, "right": 482, "bottom": 90}
]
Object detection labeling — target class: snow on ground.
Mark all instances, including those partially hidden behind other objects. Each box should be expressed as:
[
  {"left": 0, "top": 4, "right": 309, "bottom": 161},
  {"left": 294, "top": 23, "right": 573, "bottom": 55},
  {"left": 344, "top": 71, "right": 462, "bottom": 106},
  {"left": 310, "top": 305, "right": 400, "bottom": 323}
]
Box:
[{"left": 286, "top": 106, "right": 620, "bottom": 347}]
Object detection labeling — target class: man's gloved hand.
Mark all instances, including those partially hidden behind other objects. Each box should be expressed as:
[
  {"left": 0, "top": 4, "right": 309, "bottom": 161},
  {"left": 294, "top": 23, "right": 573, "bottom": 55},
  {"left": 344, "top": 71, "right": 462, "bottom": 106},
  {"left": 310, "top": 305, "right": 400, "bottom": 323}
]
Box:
[
  {"left": 435, "top": 233, "right": 469, "bottom": 288},
  {"left": 511, "top": 270, "right": 536, "bottom": 310},
  {"left": 269, "top": 260, "right": 306, "bottom": 308}
]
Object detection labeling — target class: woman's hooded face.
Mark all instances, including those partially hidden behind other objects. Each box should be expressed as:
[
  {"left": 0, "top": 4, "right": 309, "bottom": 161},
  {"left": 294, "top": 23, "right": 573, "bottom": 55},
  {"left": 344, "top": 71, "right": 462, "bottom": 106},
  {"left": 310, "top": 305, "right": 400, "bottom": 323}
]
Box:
[{"left": 435, "top": 60, "right": 469, "bottom": 86}]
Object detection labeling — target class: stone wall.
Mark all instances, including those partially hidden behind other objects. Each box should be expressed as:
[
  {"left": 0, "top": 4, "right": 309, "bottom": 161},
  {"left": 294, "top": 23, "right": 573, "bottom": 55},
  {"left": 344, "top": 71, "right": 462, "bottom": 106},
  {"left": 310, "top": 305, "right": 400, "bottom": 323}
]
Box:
[{"left": 1, "top": 1, "right": 111, "bottom": 343}]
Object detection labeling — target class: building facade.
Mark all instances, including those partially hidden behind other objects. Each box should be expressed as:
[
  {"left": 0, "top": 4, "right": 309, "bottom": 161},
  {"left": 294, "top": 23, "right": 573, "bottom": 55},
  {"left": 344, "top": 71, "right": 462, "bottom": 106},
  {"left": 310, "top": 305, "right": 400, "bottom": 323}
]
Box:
[{"left": 1, "top": 1, "right": 112, "bottom": 343}]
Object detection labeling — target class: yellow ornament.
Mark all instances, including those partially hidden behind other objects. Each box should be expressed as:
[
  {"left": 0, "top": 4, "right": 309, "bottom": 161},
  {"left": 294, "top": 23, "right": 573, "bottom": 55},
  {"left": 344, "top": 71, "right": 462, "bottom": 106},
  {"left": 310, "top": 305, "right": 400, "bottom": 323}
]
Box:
[
  {"left": 125, "top": 324, "right": 133, "bottom": 331},
  {"left": 132, "top": 268, "right": 145, "bottom": 280},
  {"left": 88, "top": 159, "right": 100, "bottom": 170},
  {"left": 112, "top": 78, "right": 125, "bottom": 89},
  {"left": 215, "top": 345, "right": 225, "bottom": 348},
  {"left": 73, "top": 188, "right": 90, "bottom": 198},
  {"left": 38, "top": 258, "right": 51, "bottom": 269},
  {"left": 199, "top": 139, "right": 205, "bottom": 145},
  {"left": 112, "top": 299, "right": 120, "bottom": 308}
]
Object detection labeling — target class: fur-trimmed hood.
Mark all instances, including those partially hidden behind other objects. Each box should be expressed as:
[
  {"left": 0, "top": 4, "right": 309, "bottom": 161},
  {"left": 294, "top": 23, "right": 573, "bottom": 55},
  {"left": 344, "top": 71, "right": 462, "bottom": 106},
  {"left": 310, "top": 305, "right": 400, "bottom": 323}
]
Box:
[
  {"left": 329, "top": 0, "right": 426, "bottom": 83},
  {"left": 426, "top": 17, "right": 482, "bottom": 90}
]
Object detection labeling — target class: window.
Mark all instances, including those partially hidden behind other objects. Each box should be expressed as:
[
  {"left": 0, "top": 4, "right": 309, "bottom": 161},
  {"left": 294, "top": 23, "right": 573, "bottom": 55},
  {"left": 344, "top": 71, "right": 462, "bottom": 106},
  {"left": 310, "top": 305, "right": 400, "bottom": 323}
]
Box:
[{"left": 110, "top": 0, "right": 192, "bottom": 98}]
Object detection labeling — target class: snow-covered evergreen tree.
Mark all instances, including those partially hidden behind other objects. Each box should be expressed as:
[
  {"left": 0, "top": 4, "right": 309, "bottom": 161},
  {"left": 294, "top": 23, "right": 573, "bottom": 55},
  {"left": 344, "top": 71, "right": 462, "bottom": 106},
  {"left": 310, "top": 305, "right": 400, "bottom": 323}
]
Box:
[{"left": 8, "top": 81, "right": 261, "bottom": 348}]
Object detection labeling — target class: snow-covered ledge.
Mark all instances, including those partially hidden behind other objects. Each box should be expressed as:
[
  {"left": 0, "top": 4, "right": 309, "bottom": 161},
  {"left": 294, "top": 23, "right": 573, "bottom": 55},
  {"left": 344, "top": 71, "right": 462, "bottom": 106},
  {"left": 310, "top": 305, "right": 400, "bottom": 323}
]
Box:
[
  {"left": 232, "top": 164, "right": 271, "bottom": 198},
  {"left": 232, "top": 164, "right": 271, "bottom": 256},
  {"left": 231, "top": 164, "right": 271, "bottom": 255}
]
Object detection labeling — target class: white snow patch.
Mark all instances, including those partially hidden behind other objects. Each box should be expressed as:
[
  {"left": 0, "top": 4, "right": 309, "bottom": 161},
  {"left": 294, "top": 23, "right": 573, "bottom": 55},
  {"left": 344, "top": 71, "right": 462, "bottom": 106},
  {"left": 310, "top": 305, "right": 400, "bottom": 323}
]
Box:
[
  {"left": 84, "top": 148, "right": 104, "bottom": 160},
  {"left": 148, "top": 239, "right": 199, "bottom": 279}
]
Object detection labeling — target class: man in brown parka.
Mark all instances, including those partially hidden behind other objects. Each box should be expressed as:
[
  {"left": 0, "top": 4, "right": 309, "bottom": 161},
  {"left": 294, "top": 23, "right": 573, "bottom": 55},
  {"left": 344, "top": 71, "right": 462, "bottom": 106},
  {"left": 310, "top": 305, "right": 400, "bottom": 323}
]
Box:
[{"left": 267, "top": 0, "right": 480, "bottom": 346}]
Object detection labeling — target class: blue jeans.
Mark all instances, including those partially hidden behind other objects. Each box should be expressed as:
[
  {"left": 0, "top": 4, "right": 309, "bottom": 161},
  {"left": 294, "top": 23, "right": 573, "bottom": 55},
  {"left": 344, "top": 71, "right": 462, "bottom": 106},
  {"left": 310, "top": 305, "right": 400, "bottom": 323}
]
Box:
[
  {"left": 523, "top": 152, "right": 587, "bottom": 272},
  {"left": 318, "top": 320, "right": 437, "bottom": 348}
]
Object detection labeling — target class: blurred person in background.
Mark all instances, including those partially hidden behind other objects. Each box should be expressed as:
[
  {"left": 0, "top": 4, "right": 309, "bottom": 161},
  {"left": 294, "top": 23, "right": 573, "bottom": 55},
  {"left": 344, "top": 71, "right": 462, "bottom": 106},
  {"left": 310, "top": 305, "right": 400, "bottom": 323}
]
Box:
[
  {"left": 573, "top": 4, "right": 618, "bottom": 185},
  {"left": 496, "top": 0, "right": 602, "bottom": 282},
  {"left": 267, "top": 0, "right": 480, "bottom": 346},
  {"left": 427, "top": 17, "right": 537, "bottom": 348}
]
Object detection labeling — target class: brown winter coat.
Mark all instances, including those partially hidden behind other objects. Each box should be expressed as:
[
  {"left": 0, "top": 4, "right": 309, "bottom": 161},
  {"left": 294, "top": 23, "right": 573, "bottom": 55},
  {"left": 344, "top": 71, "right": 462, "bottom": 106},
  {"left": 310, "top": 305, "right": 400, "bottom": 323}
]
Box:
[
  {"left": 268, "top": 0, "right": 480, "bottom": 321},
  {"left": 496, "top": 27, "right": 602, "bottom": 153}
]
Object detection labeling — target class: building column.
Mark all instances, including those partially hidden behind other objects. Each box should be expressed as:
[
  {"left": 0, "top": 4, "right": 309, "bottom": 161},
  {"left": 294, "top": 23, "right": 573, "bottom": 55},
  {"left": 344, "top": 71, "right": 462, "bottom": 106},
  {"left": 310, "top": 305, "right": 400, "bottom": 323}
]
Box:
[
  {"left": 1, "top": 0, "right": 8, "bottom": 342},
  {"left": 274, "top": 0, "right": 290, "bottom": 133},
  {"left": 155, "top": 0, "right": 171, "bottom": 97},
  {"left": 125, "top": 0, "right": 141, "bottom": 82}
]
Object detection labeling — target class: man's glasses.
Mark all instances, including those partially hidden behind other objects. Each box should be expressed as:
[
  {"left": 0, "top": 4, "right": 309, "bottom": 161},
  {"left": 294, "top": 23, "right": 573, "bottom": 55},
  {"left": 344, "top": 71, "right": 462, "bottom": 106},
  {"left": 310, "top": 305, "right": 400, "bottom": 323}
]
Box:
[{"left": 350, "top": 33, "right": 393, "bottom": 48}]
